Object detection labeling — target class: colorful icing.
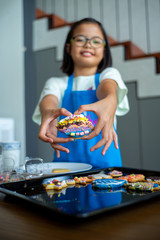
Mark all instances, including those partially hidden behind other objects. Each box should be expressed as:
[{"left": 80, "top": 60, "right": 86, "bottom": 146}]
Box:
[
  {"left": 43, "top": 174, "right": 160, "bottom": 193},
  {"left": 88, "top": 173, "right": 112, "bottom": 180},
  {"left": 108, "top": 170, "right": 123, "bottom": 177},
  {"left": 118, "top": 174, "right": 145, "bottom": 182},
  {"left": 126, "top": 182, "right": 160, "bottom": 191},
  {"left": 56, "top": 114, "right": 94, "bottom": 138},
  {"left": 58, "top": 114, "right": 89, "bottom": 125},
  {"left": 66, "top": 179, "right": 75, "bottom": 185}
]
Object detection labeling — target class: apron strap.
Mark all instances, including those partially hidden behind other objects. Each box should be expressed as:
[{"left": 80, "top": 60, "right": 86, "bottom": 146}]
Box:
[
  {"left": 95, "top": 73, "right": 100, "bottom": 89},
  {"left": 66, "top": 73, "right": 74, "bottom": 92}
]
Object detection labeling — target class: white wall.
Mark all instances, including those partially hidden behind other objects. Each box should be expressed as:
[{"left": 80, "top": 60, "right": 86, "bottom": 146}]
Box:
[{"left": 0, "top": 0, "right": 26, "bottom": 165}]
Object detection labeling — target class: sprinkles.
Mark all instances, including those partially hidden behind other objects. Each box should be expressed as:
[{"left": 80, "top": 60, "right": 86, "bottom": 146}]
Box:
[
  {"left": 56, "top": 114, "right": 94, "bottom": 138},
  {"left": 126, "top": 182, "right": 160, "bottom": 191}
]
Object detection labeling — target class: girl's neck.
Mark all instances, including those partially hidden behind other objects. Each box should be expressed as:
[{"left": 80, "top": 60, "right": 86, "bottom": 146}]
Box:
[{"left": 73, "top": 66, "right": 97, "bottom": 77}]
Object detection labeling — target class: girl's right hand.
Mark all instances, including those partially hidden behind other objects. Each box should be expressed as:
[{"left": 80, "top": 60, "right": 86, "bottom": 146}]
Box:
[{"left": 38, "top": 108, "right": 73, "bottom": 158}]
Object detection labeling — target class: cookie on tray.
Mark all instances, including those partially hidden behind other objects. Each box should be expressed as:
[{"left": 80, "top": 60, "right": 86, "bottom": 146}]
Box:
[
  {"left": 118, "top": 174, "right": 145, "bottom": 183},
  {"left": 56, "top": 114, "right": 94, "bottom": 138},
  {"left": 146, "top": 176, "right": 160, "bottom": 184},
  {"left": 88, "top": 173, "right": 112, "bottom": 180},
  {"left": 74, "top": 176, "right": 93, "bottom": 184},
  {"left": 108, "top": 170, "right": 123, "bottom": 177},
  {"left": 92, "top": 179, "right": 127, "bottom": 189},
  {"left": 126, "top": 182, "right": 160, "bottom": 192},
  {"left": 66, "top": 179, "right": 76, "bottom": 185}
]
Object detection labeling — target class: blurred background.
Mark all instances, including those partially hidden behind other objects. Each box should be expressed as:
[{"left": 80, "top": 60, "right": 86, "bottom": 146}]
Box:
[{"left": 0, "top": 0, "right": 160, "bottom": 170}]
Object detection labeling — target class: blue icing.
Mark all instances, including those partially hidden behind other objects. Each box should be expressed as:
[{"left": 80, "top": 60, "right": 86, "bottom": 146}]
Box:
[
  {"left": 153, "top": 183, "right": 159, "bottom": 188},
  {"left": 93, "top": 179, "right": 127, "bottom": 189}
]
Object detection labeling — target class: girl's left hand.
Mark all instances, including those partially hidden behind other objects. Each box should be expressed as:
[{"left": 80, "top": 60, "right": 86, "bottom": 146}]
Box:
[{"left": 74, "top": 96, "right": 119, "bottom": 155}]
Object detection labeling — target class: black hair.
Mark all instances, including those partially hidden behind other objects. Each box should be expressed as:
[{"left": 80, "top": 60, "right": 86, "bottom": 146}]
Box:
[{"left": 60, "top": 18, "right": 112, "bottom": 76}]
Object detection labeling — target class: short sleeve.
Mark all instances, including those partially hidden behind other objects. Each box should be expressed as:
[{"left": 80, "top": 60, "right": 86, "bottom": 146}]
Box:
[
  {"left": 99, "top": 67, "right": 130, "bottom": 116},
  {"left": 32, "top": 77, "right": 67, "bottom": 125}
]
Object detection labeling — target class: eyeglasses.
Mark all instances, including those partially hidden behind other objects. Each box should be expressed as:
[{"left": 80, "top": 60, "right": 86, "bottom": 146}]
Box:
[{"left": 70, "top": 35, "right": 106, "bottom": 48}]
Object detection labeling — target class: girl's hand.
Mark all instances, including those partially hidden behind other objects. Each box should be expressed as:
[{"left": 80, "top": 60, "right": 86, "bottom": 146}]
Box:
[
  {"left": 74, "top": 95, "right": 118, "bottom": 155},
  {"left": 38, "top": 108, "right": 73, "bottom": 158}
]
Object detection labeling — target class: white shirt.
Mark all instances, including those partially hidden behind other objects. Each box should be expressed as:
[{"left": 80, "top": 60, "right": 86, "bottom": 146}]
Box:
[{"left": 32, "top": 67, "right": 130, "bottom": 127}]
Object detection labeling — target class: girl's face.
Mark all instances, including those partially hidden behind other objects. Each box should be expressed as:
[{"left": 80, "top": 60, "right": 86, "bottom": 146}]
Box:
[{"left": 69, "top": 23, "right": 105, "bottom": 73}]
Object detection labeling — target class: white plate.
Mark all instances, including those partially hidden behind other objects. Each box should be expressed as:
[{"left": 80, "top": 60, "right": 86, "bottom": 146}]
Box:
[{"left": 42, "top": 162, "right": 92, "bottom": 174}]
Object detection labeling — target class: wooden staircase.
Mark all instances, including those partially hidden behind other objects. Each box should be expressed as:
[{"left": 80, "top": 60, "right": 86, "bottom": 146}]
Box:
[
  {"left": 33, "top": 9, "right": 160, "bottom": 98},
  {"left": 35, "top": 8, "right": 160, "bottom": 74}
]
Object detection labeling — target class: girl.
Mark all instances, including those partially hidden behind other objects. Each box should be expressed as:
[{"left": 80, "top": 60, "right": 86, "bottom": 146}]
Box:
[{"left": 32, "top": 18, "right": 129, "bottom": 168}]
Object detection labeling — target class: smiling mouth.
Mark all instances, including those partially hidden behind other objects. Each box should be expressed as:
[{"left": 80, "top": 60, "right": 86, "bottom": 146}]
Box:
[{"left": 81, "top": 51, "right": 94, "bottom": 57}]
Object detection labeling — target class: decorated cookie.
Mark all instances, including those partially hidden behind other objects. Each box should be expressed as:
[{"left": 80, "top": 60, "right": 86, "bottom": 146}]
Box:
[
  {"left": 56, "top": 114, "right": 94, "bottom": 138},
  {"left": 117, "top": 175, "right": 129, "bottom": 181},
  {"left": 128, "top": 174, "right": 145, "bottom": 182},
  {"left": 66, "top": 179, "right": 76, "bottom": 185},
  {"left": 88, "top": 173, "right": 112, "bottom": 180},
  {"left": 92, "top": 179, "right": 127, "bottom": 189},
  {"left": 118, "top": 174, "right": 145, "bottom": 183},
  {"left": 74, "top": 176, "right": 93, "bottom": 184},
  {"left": 43, "top": 179, "right": 58, "bottom": 187},
  {"left": 108, "top": 170, "right": 123, "bottom": 177},
  {"left": 146, "top": 176, "right": 160, "bottom": 184},
  {"left": 126, "top": 182, "right": 160, "bottom": 192},
  {"left": 87, "top": 174, "right": 103, "bottom": 180}
]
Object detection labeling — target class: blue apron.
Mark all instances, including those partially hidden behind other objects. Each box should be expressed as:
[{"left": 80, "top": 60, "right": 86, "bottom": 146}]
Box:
[{"left": 54, "top": 73, "right": 122, "bottom": 168}]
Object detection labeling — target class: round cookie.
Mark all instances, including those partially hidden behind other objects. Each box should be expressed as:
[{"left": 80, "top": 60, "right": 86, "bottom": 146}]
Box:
[
  {"left": 108, "top": 170, "right": 123, "bottom": 177},
  {"left": 56, "top": 114, "right": 94, "bottom": 138},
  {"left": 118, "top": 174, "right": 145, "bottom": 183}
]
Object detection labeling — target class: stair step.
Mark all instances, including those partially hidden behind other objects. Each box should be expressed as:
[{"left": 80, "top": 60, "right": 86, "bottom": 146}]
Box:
[
  {"left": 33, "top": 18, "right": 160, "bottom": 98},
  {"left": 112, "top": 46, "right": 160, "bottom": 98}
]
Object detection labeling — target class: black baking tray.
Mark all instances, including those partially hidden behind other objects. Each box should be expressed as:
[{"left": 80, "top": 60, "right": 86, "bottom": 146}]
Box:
[{"left": 0, "top": 167, "right": 160, "bottom": 219}]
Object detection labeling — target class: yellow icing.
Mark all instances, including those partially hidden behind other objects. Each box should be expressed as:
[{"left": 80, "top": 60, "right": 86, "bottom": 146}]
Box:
[
  {"left": 70, "top": 133, "right": 75, "bottom": 136},
  {"left": 58, "top": 115, "right": 89, "bottom": 126}
]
